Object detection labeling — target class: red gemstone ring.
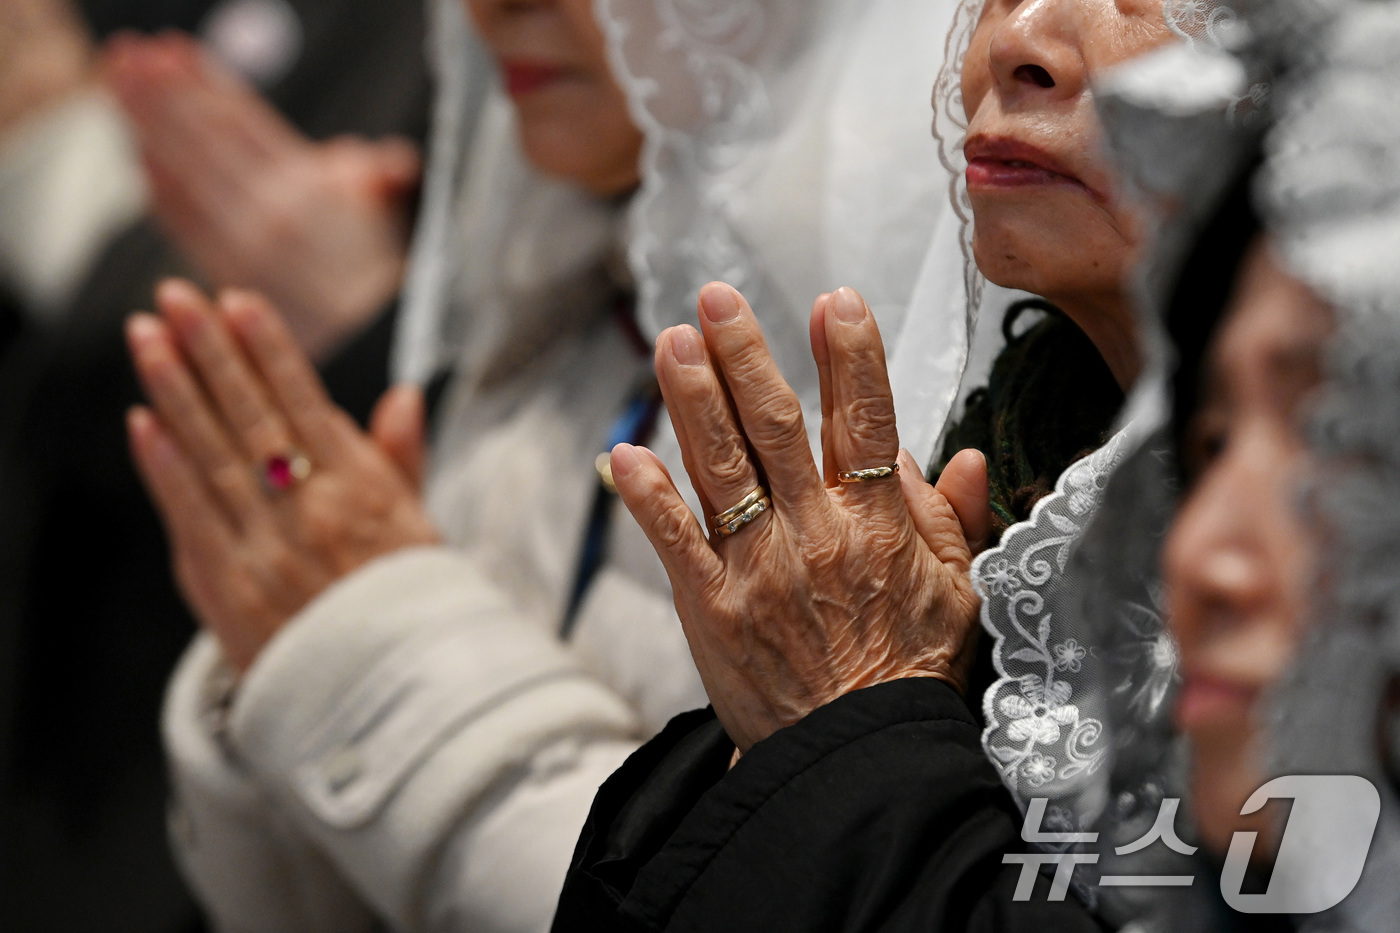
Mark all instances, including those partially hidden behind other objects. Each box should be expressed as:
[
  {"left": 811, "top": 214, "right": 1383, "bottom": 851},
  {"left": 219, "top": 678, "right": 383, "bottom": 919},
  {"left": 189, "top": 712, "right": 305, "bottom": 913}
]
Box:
[{"left": 261, "top": 450, "right": 312, "bottom": 493}]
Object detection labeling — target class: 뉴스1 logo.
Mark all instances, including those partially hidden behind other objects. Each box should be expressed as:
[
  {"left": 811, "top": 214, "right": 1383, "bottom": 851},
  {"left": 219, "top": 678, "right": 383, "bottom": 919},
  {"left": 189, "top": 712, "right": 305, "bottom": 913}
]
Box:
[{"left": 1004, "top": 775, "right": 1381, "bottom": 914}]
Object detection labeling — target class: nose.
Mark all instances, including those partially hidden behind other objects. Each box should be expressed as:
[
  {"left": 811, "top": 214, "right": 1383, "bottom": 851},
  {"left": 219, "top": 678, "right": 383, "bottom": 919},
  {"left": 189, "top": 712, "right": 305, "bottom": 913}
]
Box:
[
  {"left": 985, "top": 0, "right": 1086, "bottom": 102},
  {"left": 1163, "top": 454, "right": 1274, "bottom": 648}
]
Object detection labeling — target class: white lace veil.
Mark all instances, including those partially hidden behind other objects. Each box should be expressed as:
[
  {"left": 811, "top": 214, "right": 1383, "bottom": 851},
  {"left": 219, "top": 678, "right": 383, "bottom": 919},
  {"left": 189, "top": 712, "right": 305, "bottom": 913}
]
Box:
[
  {"left": 960, "top": 0, "right": 1278, "bottom": 920},
  {"left": 396, "top": 0, "right": 983, "bottom": 470},
  {"left": 393, "top": 0, "right": 627, "bottom": 389},
  {"left": 930, "top": 0, "right": 985, "bottom": 325},
  {"left": 1252, "top": 5, "right": 1400, "bottom": 929},
  {"left": 963, "top": 0, "right": 1257, "bottom": 847},
  {"left": 975, "top": 2, "right": 1400, "bottom": 927},
  {"left": 595, "top": 0, "right": 974, "bottom": 466}
]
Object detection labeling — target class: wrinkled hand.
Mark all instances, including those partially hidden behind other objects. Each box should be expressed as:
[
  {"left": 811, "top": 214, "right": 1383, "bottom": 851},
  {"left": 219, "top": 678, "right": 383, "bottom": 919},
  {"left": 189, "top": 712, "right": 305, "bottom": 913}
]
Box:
[
  {"left": 610, "top": 284, "right": 991, "bottom": 753},
  {"left": 126, "top": 280, "right": 440, "bottom": 672},
  {"left": 0, "top": 0, "right": 91, "bottom": 135},
  {"left": 104, "top": 32, "right": 419, "bottom": 361}
]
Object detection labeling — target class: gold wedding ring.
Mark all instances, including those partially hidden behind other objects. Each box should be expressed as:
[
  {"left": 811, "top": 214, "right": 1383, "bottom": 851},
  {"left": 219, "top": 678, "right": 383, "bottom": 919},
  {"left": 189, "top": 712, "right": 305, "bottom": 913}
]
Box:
[
  {"left": 714, "top": 497, "right": 770, "bottom": 537},
  {"left": 837, "top": 462, "right": 900, "bottom": 484},
  {"left": 711, "top": 485, "right": 770, "bottom": 537}
]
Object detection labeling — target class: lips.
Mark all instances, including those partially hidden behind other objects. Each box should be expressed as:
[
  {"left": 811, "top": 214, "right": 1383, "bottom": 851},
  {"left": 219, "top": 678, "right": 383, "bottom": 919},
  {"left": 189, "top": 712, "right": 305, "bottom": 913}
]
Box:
[
  {"left": 502, "top": 60, "right": 568, "bottom": 97},
  {"left": 964, "top": 135, "right": 1090, "bottom": 194},
  {"left": 1174, "top": 673, "right": 1261, "bottom": 731}
]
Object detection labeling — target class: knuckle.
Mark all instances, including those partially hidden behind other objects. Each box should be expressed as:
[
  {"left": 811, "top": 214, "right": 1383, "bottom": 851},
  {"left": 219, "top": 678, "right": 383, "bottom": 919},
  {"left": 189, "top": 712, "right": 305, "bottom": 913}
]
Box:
[
  {"left": 209, "top": 462, "right": 251, "bottom": 501},
  {"left": 248, "top": 413, "right": 287, "bottom": 448},
  {"left": 299, "top": 497, "right": 345, "bottom": 549},
  {"left": 707, "top": 444, "right": 754, "bottom": 490},
  {"left": 802, "top": 533, "right": 847, "bottom": 578},
  {"left": 724, "top": 341, "right": 773, "bottom": 387},
  {"left": 649, "top": 499, "right": 697, "bottom": 554},
  {"left": 844, "top": 395, "right": 898, "bottom": 448},
  {"left": 749, "top": 393, "right": 807, "bottom": 448}
]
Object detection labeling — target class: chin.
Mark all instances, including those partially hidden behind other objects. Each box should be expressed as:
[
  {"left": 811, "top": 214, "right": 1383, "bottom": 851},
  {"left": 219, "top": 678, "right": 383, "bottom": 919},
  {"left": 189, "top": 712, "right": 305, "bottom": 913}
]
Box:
[
  {"left": 518, "top": 115, "right": 641, "bottom": 197},
  {"left": 970, "top": 194, "right": 1133, "bottom": 304},
  {"left": 1188, "top": 730, "right": 1277, "bottom": 859}
]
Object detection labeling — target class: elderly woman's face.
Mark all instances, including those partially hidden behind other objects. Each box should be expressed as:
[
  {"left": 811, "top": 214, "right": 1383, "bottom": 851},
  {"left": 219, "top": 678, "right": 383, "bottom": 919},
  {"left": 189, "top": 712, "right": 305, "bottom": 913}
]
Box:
[
  {"left": 465, "top": 0, "right": 642, "bottom": 196},
  {"left": 960, "top": 0, "right": 1173, "bottom": 308},
  {"left": 1163, "top": 240, "right": 1333, "bottom": 857}
]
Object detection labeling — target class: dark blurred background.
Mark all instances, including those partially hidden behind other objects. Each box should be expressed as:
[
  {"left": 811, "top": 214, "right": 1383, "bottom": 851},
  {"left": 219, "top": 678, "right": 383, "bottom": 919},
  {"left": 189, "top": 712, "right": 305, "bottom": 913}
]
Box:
[
  {"left": 0, "top": 1, "right": 431, "bottom": 929},
  {"left": 81, "top": 0, "right": 214, "bottom": 37}
]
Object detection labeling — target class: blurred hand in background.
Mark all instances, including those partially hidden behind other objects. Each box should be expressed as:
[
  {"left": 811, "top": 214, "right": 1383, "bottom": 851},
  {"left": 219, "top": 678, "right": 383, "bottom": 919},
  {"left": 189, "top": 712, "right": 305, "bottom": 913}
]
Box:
[
  {"left": 0, "top": 0, "right": 93, "bottom": 135},
  {"left": 103, "top": 31, "right": 420, "bottom": 361}
]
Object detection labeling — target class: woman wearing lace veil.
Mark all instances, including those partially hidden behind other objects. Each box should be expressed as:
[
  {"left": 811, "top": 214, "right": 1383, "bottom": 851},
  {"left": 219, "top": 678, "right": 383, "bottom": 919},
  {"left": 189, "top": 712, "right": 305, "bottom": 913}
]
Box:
[
  {"left": 1065, "top": 2, "right": 1400, "bottom": 928},
  {"left": 550, "top": 0, "right": 1400, "bottom": 930},
  {"left": 546, "top": 0, "right": 1213, "bottom": 928},
  {"left": 139, "top": 0, "right": 966, "bottom": 930}
]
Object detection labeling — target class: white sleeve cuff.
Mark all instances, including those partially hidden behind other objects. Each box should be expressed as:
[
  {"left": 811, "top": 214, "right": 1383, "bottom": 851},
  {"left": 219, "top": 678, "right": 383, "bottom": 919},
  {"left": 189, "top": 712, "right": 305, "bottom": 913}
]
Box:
[
  {"left": 163, "top": 633, "right": 378, "bottom": 933},
  {"left": 0, "top": 88, "right": 147, "bottom": 316},
  {"left": 426, "top": 736, "right": 637, "bottom": 933}
]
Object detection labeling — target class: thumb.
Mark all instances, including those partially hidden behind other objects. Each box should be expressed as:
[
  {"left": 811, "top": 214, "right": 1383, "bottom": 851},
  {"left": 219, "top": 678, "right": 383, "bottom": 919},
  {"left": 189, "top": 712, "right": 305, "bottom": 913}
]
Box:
[
  {"left": 321, "top": 135, "right": 421, "bottom": 204},
  {"left": 932, "top": 448, "right": 991, "bottom": 556},
  {"left": 896, "top": 448, "right": 978, "bottom": 571},
  {"left": 368, "top": 136, "right": 422, "bottom": 202},
  {"left": 370, "top": 384, "right": 427, "bottom": 490}
]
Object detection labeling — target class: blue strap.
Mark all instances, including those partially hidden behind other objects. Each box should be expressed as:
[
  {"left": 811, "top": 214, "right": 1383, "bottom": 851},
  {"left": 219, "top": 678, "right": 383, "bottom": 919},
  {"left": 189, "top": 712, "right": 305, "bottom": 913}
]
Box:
[{"left": 559, "top": 378, "right": 661, "bottom": 640}]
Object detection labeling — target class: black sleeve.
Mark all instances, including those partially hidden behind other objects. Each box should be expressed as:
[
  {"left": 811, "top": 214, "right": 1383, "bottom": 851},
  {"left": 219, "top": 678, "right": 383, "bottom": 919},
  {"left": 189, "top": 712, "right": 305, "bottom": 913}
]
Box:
[{"left": 553, "top": 679, "right": 1106, "bottom": 933}]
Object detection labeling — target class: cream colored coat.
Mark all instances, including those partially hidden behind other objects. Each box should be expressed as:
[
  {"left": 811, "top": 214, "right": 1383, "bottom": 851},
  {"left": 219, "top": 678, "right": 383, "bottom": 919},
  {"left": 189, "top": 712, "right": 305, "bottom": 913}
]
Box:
[{"left": 163, "top": 274, "right": 709, "bottom": 932}]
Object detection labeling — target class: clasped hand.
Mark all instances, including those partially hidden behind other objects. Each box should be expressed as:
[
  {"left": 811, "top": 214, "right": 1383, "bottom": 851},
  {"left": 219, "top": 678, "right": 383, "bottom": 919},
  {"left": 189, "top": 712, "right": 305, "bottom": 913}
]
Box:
[
  {"left": 126, "top": 281, "right": 439, "bottom": 672},
  {"left": 104, "top": 33, "right": 419, "bottom": 361},
  {"left": 0, "top": 0, "right": 91, "bottom": 135},
  {"left": 610, "top": 284, "right": 991, "bottom": 753}
]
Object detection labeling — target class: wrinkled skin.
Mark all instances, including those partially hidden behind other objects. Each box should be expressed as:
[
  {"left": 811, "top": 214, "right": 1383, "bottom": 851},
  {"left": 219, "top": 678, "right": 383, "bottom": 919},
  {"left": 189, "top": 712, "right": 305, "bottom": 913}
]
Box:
[
  {"left": 1164, "top": 239, "right": 1332, "bottom": 857},
  {"left": 104, "top": 33, "right": 419, "bottom": 361},
  {"left": 466, "top": 0, "right": 642, "bottom": 196},
  {"left": 0, "top": 0, "right": 91, "bottom": 135},
  {"left": 610, "top": 283, "right": 991, "bottom": 752},
  {"left": 961, "top": 0, "right": 1176, "bottom": 387},
  {"left": 126, "top": 282, "right": 439, "bottom": 672}
]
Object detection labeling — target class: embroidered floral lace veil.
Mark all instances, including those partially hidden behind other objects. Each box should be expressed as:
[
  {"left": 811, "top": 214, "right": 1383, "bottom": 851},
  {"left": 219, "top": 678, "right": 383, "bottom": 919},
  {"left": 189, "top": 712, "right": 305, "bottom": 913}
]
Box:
[
  {"left": 595, "top": 0, "right": 979, "bottom": 467},
  {"left": 394, "top": 0, "right": 631, "bottom": 389},
  {"left": 949, "top": 0, "right": 1256, "bottom": 861},
  {"left": 396, "top": 0, "right": 990, "bottom": 474},
  {"left": 1247, "top": 4, "right": 1400, "bottom": 928},
  {"left": 972, "top": 1, "right": 1400, "bottom": 928}
]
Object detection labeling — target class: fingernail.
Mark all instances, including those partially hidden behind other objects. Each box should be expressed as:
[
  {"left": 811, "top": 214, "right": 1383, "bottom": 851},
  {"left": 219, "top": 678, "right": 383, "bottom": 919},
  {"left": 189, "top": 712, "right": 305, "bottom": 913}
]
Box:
[
  {"left": 834, "top": 287, "right": 866, "bottom": 324},
  {"left": 222, "top": 292, "right": 264, "bottom": 335},
  {"left": 611, "top": 443, "right": 641, "bottom": 480},
  {"left": 126, "top": 406, "right": 151, "bottom": 437},
  {"left": 131, "top": 411, "right": 174, "bottom": 463},
  {"left": 699, "top": 284, "right": 740, "bottom": 324},
  {"left": 157, "top": 280, "right": 206, "bottom": 333},
  {"left": 670, "top": 326, "right": 705, "bottom": 366},
  {"left": 126, "top": 313, "right": 161, "bottom": 347},
  {"left": 157, "top": 277, "right": 202, "bottom": 308}
]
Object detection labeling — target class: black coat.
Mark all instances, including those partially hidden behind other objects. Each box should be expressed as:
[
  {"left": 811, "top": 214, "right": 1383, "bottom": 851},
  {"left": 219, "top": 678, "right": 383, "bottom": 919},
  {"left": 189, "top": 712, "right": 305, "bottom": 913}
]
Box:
[{"left": 552, "top": 678, "right": 1107, "bottom": 933}]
